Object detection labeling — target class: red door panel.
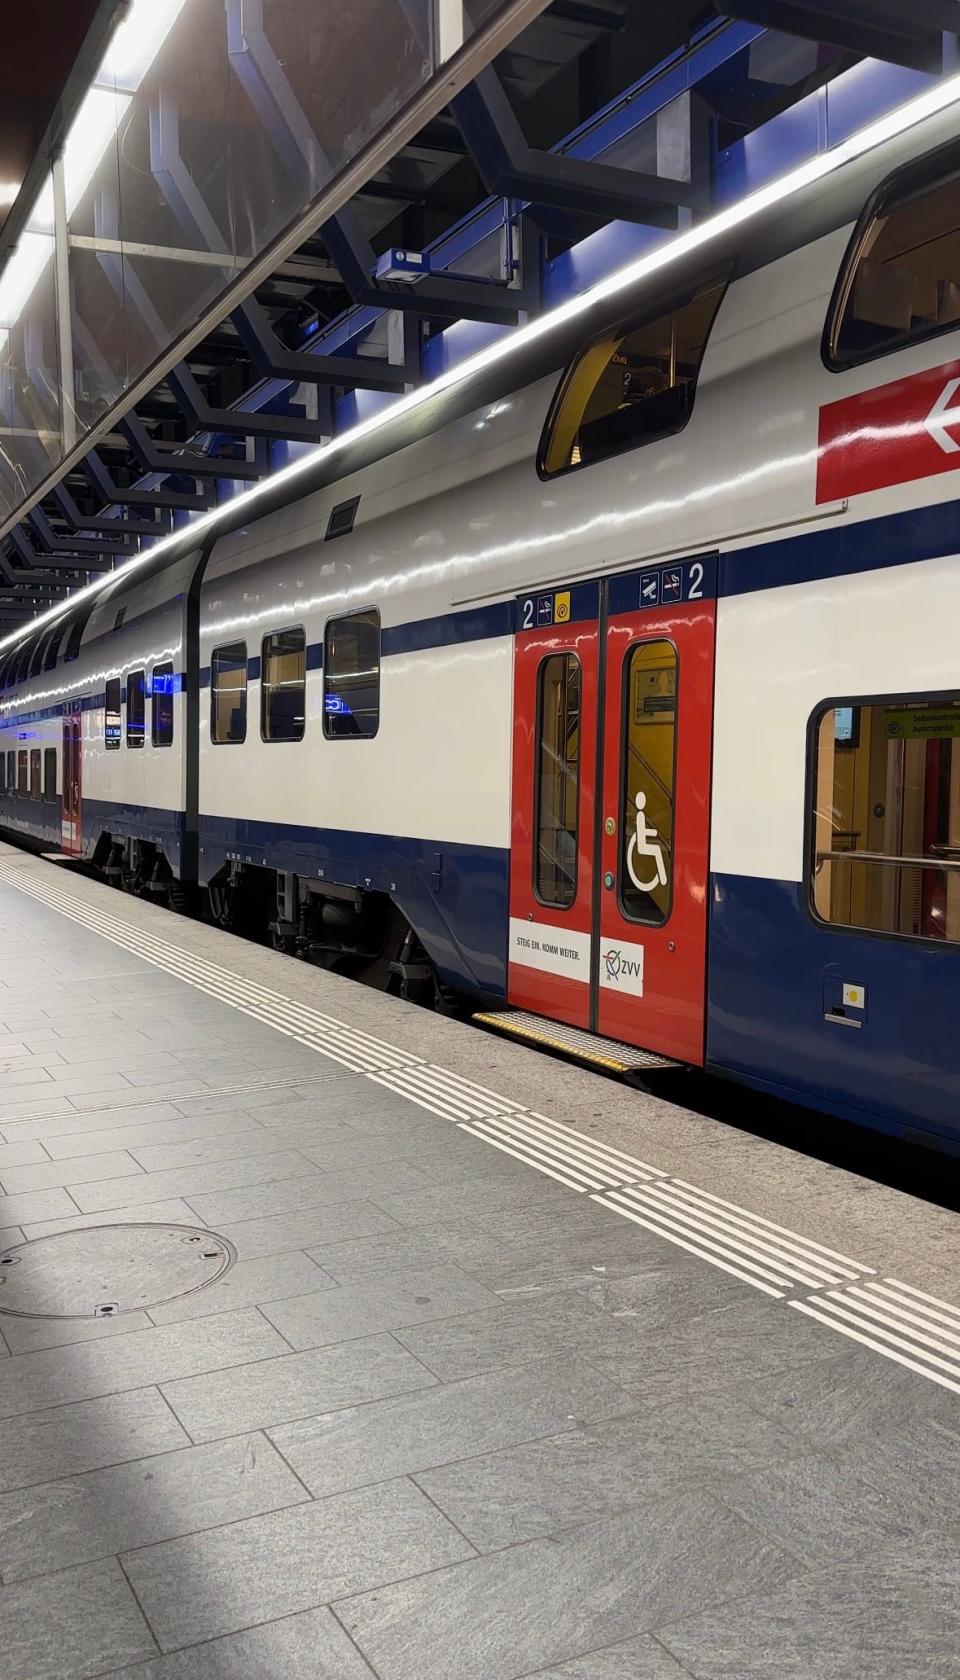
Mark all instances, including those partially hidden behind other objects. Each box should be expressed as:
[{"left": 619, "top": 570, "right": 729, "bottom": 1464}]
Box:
[
  {"left": 507, "top": 583, "right": 600, "bottom": 1028},
  {"left": 507, "top": 559, "right": 716, "bottom": 1065},
  {"left": 61, "top": 716, "right": 82, "bottom": 856},
  {"left": 596, "top": 566, "right": 716, "bottom": 1063}
]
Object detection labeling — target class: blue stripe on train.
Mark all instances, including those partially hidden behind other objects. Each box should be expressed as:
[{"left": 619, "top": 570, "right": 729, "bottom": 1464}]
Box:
[{"left": 706, "top": 871, "right": 960, "bottom": 1153}]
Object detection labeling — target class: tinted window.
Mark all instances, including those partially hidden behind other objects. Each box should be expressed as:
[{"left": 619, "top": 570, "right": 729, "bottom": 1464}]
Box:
[
  {"left": 17, "top": 750, "right": 27, "bottom": 794},
  {"left": 6, "top": 750, "right": 13, "bottom": 790},
  {"left": 812, "top": 695, "right": 960, "bottom": 942},
  {"left": 829, "top": 160, "right": 960, "bottom": 366},
  {"left": 152, "top": 662, "right": 174, "bottom": 747},
  {"left": 534, "top": 653, "right": 580, "bottom": 907},
  {"left": 211, "top": 642, "right": 247, "bottom": 743},
  {"left": 44, "top": 747, "right": 56, "bottom": 800},
  {"left": 323, "top": 610, "right": 380, "bottom": 740},
  {"left": 261, "top": 628, "right": 305, "bottom": 742},
  {"left": 44, "top": 623, "right": 65, "bottom": 671},
  {"left": 539, "top": 277, "right": 727, "bottom": 478},
  {"left": 105, "top": 678, "right": 121, "bottom": 750},
  {"left": 29, "top": 633, "right": 49, "bottom": 677},
  {"left": 620, "top": 640, "right": 676, "bottom": 926},
  {"left": 0, "top": 754, "right": 4, "bottom": 792},
  {"left": 29, "top": 749, "right": 41, "bottom": 799},
  {"left": 127, "top": 670, "right": 145, "bottom": 747}
]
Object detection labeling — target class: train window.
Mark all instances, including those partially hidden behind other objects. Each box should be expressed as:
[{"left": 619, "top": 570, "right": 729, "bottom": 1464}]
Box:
[
  {"left": 0, "top": 754, "right": 4, "bottom": 792},
  {"left": 105, "top": 678, "right": 121, "bottom": 750},
  {"left": 17, "top": 750, "right": 27, "bottom": 794},
  {"left": 64, "top": 617, "right": 85, "bottom": 662},
  {"left": 261, "top": 627, "right": 306, "bottom": 743},
  {"left": 211, "top": 642, "right": 247, "bottom": 744},
  {"left": 828, "top": 157, "right": 960, "bottom": 366},
  {"left": 619, "top": 640, "right": 676, "bottom": 926},
  {"left": 29, "top": 633, "right": 49, "bottom": 678},
  {"left": 126, "top": 670, "right": 146, "bottom": 748},
  {"left": 29, "top": 749, "right": 41, "bottom": 799},
  {"left": 534, "top": 652, "right": 581, "bottom": 907},
  {"left": 44, "top": 623, "right": 66, "bottom": 671},
  {"left": 323, "top": 610, "right": 380, "bottom": 740},
  {"left": 44, "top": 747, "right": 56, "bottom": 800},
  {"left": 538, "top": 276, "right": 728, "bottom": 478},
  {"left": 811, "top": 695, "right": 960, "bottom": 943},
  {"left": 152, "top": 662, "right": 175, "bottom": 748},
  {"left": 6, "top": 750, "right": 14, "bottom": 791}
]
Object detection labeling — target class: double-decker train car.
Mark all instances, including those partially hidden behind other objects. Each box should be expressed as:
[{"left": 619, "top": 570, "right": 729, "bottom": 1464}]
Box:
[{"left": 5, "top": 99, "right": 960, "bottom": 1153}]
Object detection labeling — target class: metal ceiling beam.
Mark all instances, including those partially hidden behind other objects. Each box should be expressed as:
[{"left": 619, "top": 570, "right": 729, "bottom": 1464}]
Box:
[
  {"left": 165, "top": 364, "right": 327, "bottom": 444},
  {"left": 119, "top": 415, "right": 266, "bottom": 482},
  {"left": 231, "top": 298, "right": 414, "bottom": 393},
  {"left": 716, "top": 1, "right": 957, "bottom": 69},
  {"left": 29, "top": 509, "right": 135, "bottom": 560},
  {"left": 452, "top": 65, "right": 709, "bottom": 226},
  {"left": 83, "top": 452, "right": 215, "bottom": 512},
  {"left": 49, "top": 484, "right": 173, "bottom": 540},
  {"left": 322, "top": 209, "right": 527, "bottom": 326}
]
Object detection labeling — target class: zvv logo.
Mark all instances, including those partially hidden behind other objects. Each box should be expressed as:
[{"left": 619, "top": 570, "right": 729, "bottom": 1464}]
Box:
[{"left": 603, "top": 948, "right": 642, "bottom": 985}]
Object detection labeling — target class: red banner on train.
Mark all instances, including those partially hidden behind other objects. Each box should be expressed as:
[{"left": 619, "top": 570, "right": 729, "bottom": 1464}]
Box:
[{"left": 817, "top": 357, "right": 960, "bottom": 504}]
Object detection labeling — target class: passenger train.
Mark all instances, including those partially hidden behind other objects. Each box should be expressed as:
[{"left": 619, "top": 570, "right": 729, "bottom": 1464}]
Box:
[{"left": 4, "top": 100, "right": 960, "bottom": 1153}]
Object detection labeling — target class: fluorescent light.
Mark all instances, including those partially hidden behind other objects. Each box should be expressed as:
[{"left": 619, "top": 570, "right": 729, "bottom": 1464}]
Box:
[
  {"left": 0, "top": 232, "right": 54, "bottom": 328},
  {"left": 5, "top": 66, "right": 960, "bottom": 652},
  {"left": 98, "top": 0, "right": 189, "bottom": 92},
  {"left": 0, "top": 183, "right": 20, "bottom": 210}
]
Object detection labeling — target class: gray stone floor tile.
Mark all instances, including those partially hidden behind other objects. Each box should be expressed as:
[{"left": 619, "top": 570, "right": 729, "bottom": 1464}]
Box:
[
  {"left": 21, "top": 1199, "right": 205, "bottom": 1239},
  {"left": 372, "top": 1178, "right": 575, "bottom": 1230},
  {"left": 415, "top": 1397, "right": 806, "bottom": 1550},
  {"left": 0, "top": 1432, "right": 309, "bottom": 1581},
  {"left": 0, "top": 1556, "right": 156, "bottom": 1680},
  {"left": 0, "top": 1095, "right": 76, "bottom": 1123},
  {"left": 586, "top": 1297, "right": 843, "bottom": 1404},
  {"left": 261, "top": 1266, "right": 501, "bottom": 1349},
  {"left": 0, "top": 1307, "right": 156, "bottom": 1354},
  {"left": 0, "top": 1308, "right": 288, "bottom": 1418},
  {"left": 524, "top": 1637, "right": 694, "bottom": 1678},
  {"left": 710, "top": 1450, "right": 919, "bottom": 1568},
  {"left": 0, "top": 1223, "right": 23, "bottom": 1248},
  {"left": 147, "top": 1251, "right": 332, "bottom": 1325},
  {"left": 0, "top": 1065, "right": 56, "bottom": 1087},
  {"left": 69, "top": 1149, "right": 321, "bottom": 1212},
  {"left": 30, "top": 1113, "right": 269, "bottom": 1158},
  {"left": 268, "top": 1354, "right": 640, "bottom": 1498},
  {"left": 188, "top": 1159, "right": 435, "bottom": 1225},
  {"left": 304, "top": 1221, "right": 519, "bottom": 1283},
  {"left": 738, "top": 1344, "right": 960, "bottom": 1446},
  {"left": 161, "top": 1332, "right": 437, "bottom": 1440},
  {"left": 0, "top": 1138, "right": 49, "bottom": 1169},
  {"left": 103, "top": 1606, "right": 377, "bottom": 1679},
  {"left": 839, "top": 1413, "right": 960, "bottom": 1536},
  {"left": 657, "top": 1537, "right": 960, "bottom": 1678},
  {"left": 393, "top": 1263, "right": 757, "bottom": 1383},
  {"left": 0, "top": 1388, "right": 189, "bottom": 1492},
  {"left": 0, "top": 1185, "right": 79, "bottom": 1226},
  {"left": 1, "top": 1103, "right": 187, "bottom": 1143},
  {"left": 468, "top": 1228, "right": 686, "bottom": 1299},
  {"left": 128, "top": 1129, "right": 284, "bottom": 1171},
  {"left": 121, "top": 1477, "right": 474, "bottom": 1651},
  {"left": 0, "top": 1147, "right": 145, "bottom": 1193},
  {"left": 40, "top": 1069, "right": 140, "bottom": 1095},
  {"left": 216, "top": 1201, "right": 401, "bottom": 1262},
  {"left": 335, "top": 1492, "right": 798, "bottom": 1680}
]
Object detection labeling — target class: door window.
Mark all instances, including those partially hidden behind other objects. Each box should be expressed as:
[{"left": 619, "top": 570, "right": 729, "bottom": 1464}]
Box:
[
  {"left": 534, "top": 652, "right": 581, "bottom": 907},
  {"left": 619, "top": 640, "right": 676, "bottom": 925}
]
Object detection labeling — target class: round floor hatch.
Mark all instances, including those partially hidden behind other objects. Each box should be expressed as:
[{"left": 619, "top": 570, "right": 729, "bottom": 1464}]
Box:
[{"left": 0, "top": 1224, "right": 236, "bottom": 1319}]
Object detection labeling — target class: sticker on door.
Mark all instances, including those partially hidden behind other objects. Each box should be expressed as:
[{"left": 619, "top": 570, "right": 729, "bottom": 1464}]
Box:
[
  {"left": 598, "top": 936, "right": 645, "bottom": 997},
  {"left": 509, "top": 917, "right": 591, "bottom": 983}
]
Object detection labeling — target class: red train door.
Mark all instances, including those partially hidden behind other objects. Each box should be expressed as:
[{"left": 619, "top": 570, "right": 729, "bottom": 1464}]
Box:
[
  {"left": 507, "top": 558, "right": 716, "bottom": 1065},
  {"left": 61, "top": 715, "right": 82, "bottom": 855}
]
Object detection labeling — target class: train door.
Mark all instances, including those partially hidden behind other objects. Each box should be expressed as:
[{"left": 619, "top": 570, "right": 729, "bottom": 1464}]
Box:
[
  {"left": 507, "top": 558, "right": 716, "bottom": 1064},
  {"left": 61, "top": 715, "right": 82, "bottom": 855}
]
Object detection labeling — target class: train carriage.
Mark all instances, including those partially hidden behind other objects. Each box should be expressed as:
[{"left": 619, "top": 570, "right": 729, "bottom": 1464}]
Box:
[{"left": 4, "top": 101, "right": 960, "bottom": 1152}]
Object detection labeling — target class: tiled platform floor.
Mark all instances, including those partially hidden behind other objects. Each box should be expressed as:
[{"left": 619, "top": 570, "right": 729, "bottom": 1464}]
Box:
[{"left": 0, "top": 843, "right": 958, "bottom": 1679}]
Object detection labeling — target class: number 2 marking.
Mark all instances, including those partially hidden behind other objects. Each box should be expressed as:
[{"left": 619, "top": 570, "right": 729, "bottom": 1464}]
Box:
[
  {"left": 521, "top": 598, "right": 534, "bottom": 629},
  {"left": 687, "top": 561, "right": 703, "bottom": 600}
]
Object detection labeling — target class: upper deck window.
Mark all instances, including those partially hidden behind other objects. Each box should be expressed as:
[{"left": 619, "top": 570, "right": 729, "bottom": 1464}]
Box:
[
  {"left": 828, "top": 157, "right": 960, "bottom": 367},
  {"left": 538, "top": 277, "right": 727, "bottom": 479}
]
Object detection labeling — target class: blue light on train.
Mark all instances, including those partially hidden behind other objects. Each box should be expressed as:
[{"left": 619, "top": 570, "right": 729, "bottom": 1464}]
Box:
[{"left": 324, "top": 694, "right": 351, "bottom": 714}]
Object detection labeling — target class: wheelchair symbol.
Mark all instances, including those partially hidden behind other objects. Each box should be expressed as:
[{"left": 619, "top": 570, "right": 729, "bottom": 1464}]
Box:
[{"left": 626, "top": 791, "right": 668, "bottom": 895}]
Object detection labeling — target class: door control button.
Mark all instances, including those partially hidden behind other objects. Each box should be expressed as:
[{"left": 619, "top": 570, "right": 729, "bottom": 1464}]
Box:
[
  {"left": 604, "top": 816, "right": 616, "bottom": 835},
  {"left": 603, "top": 871, "right": 615, "bottom": 889}
]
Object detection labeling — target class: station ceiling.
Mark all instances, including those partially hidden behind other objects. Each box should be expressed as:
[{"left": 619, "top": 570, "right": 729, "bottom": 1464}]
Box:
[{"left": 1, "top": 0, "right": 958, "bottom": 637}]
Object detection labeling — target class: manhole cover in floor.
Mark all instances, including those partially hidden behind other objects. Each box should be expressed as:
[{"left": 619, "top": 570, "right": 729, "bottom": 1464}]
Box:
[{"left": 0, "top": 1224, "right": 236, "bottom": 1319}]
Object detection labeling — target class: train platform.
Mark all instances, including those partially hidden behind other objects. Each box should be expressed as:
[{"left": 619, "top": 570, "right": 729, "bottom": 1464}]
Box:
[{"left": 0, "top": 841, "right": 957, "bottom": 1680}]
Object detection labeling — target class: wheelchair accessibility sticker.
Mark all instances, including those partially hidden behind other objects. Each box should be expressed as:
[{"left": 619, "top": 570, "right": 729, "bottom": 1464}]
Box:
[{"left": 626, "top": 791, "right": 668, "bottom": 895}]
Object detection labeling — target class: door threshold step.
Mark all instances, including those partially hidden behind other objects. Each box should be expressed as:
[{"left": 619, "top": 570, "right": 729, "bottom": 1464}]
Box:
[
  {"left": 472, "top": 1009, "right": 680, "bottom": 1074},
  {"left": 40, "top": 853, "right": 81, "bottom": 864}
]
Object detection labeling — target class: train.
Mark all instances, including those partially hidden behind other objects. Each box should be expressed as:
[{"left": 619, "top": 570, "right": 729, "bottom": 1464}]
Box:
[{"left": 4, "top": 95, "right": 960, "bottom": 1155}]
